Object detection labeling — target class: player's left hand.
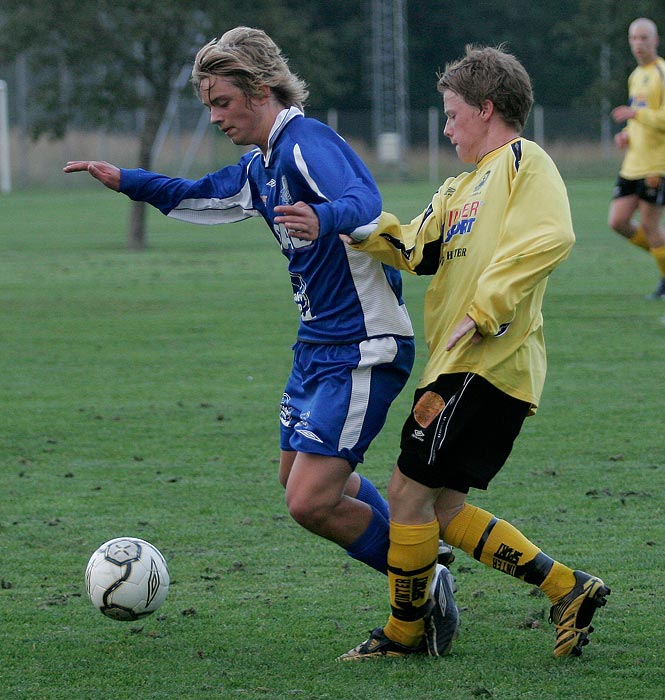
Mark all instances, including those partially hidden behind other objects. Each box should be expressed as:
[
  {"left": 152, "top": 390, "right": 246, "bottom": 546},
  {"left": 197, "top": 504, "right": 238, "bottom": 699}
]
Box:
[
  {"left": 274, "top": 201, "right": 320, "bottom": 240},
  {"left": 614, "top": 131, "right": 629, "bottom": 150},
  {"left": 446, "top": 314, "right": 483, "bottom": 350}
]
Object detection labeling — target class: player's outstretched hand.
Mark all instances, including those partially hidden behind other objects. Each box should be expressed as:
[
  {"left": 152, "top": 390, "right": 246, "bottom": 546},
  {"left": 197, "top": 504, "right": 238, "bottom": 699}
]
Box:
[{"left": 63, "top": 161, "right": 121, "bottom": 191}]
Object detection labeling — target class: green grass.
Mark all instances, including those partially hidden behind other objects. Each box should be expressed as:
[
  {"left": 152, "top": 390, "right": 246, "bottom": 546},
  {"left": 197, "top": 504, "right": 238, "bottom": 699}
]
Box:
[{"left": 0, "top": 178, "right": 664, "bottom": 700}]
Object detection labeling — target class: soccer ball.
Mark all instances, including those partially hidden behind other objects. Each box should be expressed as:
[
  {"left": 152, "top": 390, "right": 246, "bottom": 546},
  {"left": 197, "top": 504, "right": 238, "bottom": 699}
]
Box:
[{"left": 85, "top": 537, "right": 170, "bottom": 621}]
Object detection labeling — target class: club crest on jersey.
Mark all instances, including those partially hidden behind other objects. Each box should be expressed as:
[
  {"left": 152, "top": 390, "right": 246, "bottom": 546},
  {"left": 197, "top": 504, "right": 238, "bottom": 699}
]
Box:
[
  {"left": 272, "top": 175, "right": 313, "bottom": 249},
  {"left": 444, "top": 200, "right": 481, "bottom": 243},
  {"left": 290, "top": 272, "right": 316, "bottom": 321},
  {"left": 472, "top": 170, "right": 491, "bottom": 194},
  {"left": 280, "top": 175, "right": 293, "bottom": 205}
]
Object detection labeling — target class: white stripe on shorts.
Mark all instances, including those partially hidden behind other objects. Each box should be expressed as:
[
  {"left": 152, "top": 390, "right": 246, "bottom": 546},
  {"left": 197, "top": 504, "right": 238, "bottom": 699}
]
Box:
[
  {"left": 429, "top": 372, "right": 474, "bottom": 465},
  {"left": 338, "top": 337, "right": 398, "bottom": 451}
]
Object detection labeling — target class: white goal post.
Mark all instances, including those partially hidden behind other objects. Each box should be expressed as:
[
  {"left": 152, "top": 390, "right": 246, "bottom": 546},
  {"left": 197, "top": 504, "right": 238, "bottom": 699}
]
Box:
[{"left": 0, "top": 80, "right": 10, "bottom": 194}]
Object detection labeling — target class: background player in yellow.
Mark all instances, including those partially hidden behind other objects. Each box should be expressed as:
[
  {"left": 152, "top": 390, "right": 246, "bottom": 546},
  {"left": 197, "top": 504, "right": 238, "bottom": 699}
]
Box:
[
  {"left": 609, "top": 17, "right": 665, "bottom": 300},
  {"left": 280, "top": 44, "right": 611, "bottom": 660}
]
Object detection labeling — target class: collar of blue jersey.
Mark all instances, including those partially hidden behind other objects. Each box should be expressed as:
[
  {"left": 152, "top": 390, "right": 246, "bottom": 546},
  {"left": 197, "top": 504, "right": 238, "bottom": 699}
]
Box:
[{"left": 264, "top": 106, "right": 304, "bottom": 165}]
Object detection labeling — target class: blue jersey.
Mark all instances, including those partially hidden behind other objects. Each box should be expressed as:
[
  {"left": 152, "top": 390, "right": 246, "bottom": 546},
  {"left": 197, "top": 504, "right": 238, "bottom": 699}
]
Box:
[{"left": 120, "top": 107, "right": 413, "bottom": 344}]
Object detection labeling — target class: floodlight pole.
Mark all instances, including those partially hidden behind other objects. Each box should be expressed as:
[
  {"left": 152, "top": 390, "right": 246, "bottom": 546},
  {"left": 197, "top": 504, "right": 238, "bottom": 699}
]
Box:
[
  {"left": 0, "top": 80, "right": 11, "bottom": 194},
  {"left": 371, "top": 0, "right": 409, "bottom": 171}
]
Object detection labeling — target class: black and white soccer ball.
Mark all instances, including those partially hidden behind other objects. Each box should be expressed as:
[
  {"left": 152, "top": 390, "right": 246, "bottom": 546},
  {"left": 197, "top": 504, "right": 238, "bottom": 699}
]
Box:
[{"left": 85, "top": 537, "right": 170, "bottom": 621}]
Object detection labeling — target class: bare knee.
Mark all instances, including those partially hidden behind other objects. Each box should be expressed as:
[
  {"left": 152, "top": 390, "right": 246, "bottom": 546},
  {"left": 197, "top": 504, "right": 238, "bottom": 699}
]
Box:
[
  {"left": 283, "top": 453, "right": 354, "bottom": 537},
  {"left": 608, "top": 211, "right": 632, "bottom": 237},
  {"left": 286, "top": 491, "right": 334, "bottom": 531},
  {"left": 608, "top": 197, "right": 638, "bottom": 237}
]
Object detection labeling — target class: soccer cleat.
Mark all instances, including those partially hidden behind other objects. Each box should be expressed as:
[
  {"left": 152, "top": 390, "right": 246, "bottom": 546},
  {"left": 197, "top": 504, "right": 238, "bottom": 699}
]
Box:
[
  {"left": 549, "top": 570, "right": 611, "bottom": 658},
  {"left": 337, "top": 627, "right": 425, "bottom": 661},
  {"left": 424, "top": 564, "right": 460, "bottom": 656},
  {"left": 438, "top": 540, "right": 455, "bottom": 567},
  {"left": 645, "top": 277, "right": 665, "bottom": 300}
]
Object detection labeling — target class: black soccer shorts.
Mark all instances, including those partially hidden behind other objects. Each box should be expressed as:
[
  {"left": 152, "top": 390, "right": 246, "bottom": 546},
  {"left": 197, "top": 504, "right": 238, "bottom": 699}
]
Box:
[
  {"left": 397, "top": 372, "right": 530, "bottom": 492},
  {"left": 613, "top": 175, "right": 665, "bottom": 206}
]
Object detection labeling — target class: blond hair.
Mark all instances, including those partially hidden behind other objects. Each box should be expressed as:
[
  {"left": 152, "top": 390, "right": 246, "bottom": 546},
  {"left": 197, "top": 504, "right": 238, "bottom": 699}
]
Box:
[{"left": 192, "top": 27, "right": 309, "bottom": 108}]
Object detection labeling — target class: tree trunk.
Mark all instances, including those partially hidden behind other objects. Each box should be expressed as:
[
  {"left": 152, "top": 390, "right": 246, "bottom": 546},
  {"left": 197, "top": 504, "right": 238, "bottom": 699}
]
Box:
[
  {"left": 128, "top": 200, "right": 148, "bottom": 250},
  {"left": 127, "top": 94, "right": 169, "bottom": 250}
]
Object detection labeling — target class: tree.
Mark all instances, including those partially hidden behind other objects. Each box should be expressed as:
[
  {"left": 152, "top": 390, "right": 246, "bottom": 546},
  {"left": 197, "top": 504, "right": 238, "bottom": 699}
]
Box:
[
  {"left": 7, "top": 0, "right": 665, "bottom": 222},
  {"left": 2, "top": 2, "right": 205, "bottom": 247},
  {"left": 407, "top": 0, "right": 588, "bottom": 108},
  {"left": 570, "top": 0, "right": 665, "bottom": 107},
  {"left": 0, "top": 0, "right": 345, "bottom": 249}
]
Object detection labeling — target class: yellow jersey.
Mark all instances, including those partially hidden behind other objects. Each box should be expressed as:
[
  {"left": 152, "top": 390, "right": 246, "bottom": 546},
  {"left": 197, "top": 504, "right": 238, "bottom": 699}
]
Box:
[
  {"left": 621, "top": 57, "right": 665, "bottom": 179},
  {"left": 354, "top": 138, "right": 575, "bottom": 410}
]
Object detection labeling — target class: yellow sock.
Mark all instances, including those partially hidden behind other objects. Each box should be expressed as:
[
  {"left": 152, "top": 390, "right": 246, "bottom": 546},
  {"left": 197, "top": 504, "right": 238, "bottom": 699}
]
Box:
[
  {"left": 631, "top": 226, "right": 651, "bottom": 250},
  {"left": 443, "top": 504, "right": 575, "bottom": 603},
  {"left": 540, "top": 561, "right": 578, "bottom": 604},
  {"left": 384, "top": 519, "right": 439, "bottom": 647},
  {"left": 649, "top": 244, "right": 665, "bottom": 276}
]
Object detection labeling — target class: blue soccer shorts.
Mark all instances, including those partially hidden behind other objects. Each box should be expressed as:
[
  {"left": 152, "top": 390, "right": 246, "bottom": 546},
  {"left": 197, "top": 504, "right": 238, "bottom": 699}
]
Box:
[{"left": 279, "top": 336, "right": 415, "bottom": 468}]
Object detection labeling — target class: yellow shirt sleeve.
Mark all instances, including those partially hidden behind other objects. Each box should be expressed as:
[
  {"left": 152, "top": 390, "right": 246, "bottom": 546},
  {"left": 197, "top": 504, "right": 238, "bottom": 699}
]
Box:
[
  {"left": 352, "top": 180, "right": 455, "bottom": 274},
  {"left": 468, "top": 159, "right": 575, "bottom": 338}
]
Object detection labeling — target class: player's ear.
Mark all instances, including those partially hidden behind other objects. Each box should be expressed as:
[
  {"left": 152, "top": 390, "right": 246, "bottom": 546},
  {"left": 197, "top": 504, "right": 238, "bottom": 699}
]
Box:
[
  {"left": 257, "top": 84, "right": 272, "bottom": 104},
  {"left": 480, "top": 99, "right": 494, "bottom": 120}
]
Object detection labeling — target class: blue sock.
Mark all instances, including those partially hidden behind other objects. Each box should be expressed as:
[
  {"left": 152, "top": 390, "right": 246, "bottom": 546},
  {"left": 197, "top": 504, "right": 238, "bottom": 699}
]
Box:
[
  {"left": 355, "top": 475, "right": 390, "bottom": 522},
  {"left": 345, "top": 506, "right": 389, "bottom": 574}
]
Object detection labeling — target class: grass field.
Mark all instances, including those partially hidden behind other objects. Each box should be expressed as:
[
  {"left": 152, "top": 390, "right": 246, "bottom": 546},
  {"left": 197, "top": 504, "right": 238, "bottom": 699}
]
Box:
[{"left": 0, "top": 177, "right": 664, "bottom": 700}]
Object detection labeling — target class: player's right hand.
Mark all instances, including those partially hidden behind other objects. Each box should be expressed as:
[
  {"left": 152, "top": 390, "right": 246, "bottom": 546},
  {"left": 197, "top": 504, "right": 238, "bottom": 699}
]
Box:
[{"left": 63, "top": 160, "right": 121, "bottom": 191}]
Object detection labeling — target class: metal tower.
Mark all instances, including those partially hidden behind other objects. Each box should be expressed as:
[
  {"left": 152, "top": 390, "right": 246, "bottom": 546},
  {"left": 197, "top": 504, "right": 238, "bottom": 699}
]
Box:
[{"left": 371, "top": 0, "right": 409, "bottom": 165}]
